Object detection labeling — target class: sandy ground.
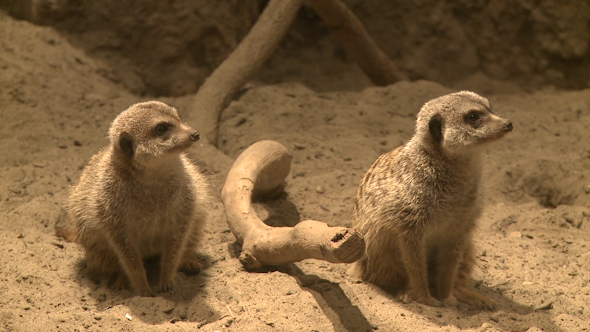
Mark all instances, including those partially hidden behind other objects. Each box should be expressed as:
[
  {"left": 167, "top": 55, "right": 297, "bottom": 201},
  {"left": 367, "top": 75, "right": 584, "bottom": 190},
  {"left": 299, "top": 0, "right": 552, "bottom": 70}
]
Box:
[{"left": 2, "top": 11, "right": 590, "bottom": 332}]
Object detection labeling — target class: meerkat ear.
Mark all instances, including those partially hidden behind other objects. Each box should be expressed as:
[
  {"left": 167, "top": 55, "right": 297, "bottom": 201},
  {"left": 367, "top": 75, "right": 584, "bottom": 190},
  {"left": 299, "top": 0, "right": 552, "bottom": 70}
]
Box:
[
  {"left": 428, "top": 114, "right": 443, "bottom": 143},
  {"left": 119, "top": 132, "right": 135, "bottom": 158}
]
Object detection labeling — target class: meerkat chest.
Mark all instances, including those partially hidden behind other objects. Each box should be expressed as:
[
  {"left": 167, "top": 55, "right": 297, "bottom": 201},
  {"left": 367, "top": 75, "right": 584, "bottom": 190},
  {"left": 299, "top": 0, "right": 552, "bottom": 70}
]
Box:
[
  {"left": 116, "top": 172, "right": 194, "bottom": 230},
  {"left": 426, "top": 172, "right": 483, "bottom": 234},
  {"left": 125, "top": 183, "right": 193, "bottom": 257}
]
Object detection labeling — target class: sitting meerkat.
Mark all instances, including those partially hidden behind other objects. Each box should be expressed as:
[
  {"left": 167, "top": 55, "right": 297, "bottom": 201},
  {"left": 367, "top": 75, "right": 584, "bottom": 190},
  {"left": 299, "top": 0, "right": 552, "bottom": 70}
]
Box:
[
  {"left": 352, "top": 91, "right": 512, "bottom": 310},
  {"left": 57, "top": 101, "right": 210, "bottom": 296}
]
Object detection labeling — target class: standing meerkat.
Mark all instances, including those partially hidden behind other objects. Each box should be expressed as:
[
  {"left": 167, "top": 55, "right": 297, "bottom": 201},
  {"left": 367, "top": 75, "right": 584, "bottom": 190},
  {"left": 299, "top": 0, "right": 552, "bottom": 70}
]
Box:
[
  {"left": 57, "top": 101, "right": 210, "bottom": 296},
  {"left": 352, "top": 91, "right": 512, "bottom": 310}
]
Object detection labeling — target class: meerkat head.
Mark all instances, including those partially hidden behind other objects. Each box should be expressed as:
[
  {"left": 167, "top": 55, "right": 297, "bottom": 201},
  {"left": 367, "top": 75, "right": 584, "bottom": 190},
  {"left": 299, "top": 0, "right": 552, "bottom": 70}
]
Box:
[
  {"left": 108, "top": 101, "right": 200, "bottom": 166},
  {"left": 415, "top": 91, "right": 513, "bottom": 155}
]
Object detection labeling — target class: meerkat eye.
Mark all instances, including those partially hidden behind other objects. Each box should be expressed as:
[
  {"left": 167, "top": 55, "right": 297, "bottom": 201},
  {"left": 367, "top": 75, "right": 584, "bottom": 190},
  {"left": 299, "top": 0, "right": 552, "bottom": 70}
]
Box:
[
  {"left": 465, "top": 111, "right": 482, "bottom": 126},
  {"left": 155, "top": 123, "right": 171, "bottom": 136}
]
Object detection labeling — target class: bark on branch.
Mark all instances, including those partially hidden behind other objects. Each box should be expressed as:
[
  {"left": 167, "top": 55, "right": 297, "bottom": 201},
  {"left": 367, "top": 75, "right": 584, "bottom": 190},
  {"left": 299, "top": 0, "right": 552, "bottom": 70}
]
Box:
[{"left": 221, "top": 140, "right": 365, "bottom": 269}]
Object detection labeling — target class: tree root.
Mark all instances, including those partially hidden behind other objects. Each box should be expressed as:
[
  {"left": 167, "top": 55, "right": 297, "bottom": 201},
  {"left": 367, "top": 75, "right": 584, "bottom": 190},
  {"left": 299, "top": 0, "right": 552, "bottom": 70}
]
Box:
[
  {"left": 193, "top": 0, "right": 303, "bottom": 145},
  {"left": 192, "top": 0, "right": 402, "bottom": 146},
  {"left": 304, "top": 0, "right": 403, "bottom": 86}
]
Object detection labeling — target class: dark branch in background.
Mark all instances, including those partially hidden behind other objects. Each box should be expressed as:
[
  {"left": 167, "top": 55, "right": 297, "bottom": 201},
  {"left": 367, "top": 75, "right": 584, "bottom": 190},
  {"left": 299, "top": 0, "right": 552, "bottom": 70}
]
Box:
[
  {"left": 304, "top": 0, "right": 403, "bottom": 86},
  {"left": 192, "top": 0, "right": 304, "bottom": 146},
  {"left": 192, "top": 0, "right": 403, "bottom": 146}
]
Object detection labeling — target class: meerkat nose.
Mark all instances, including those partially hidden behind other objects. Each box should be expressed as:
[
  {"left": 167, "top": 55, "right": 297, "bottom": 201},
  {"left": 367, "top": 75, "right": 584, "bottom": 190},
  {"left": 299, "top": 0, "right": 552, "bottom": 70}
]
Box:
[
  {"left": 190, "top": 132, "right": 201, "bottom": 141},
  {"left": 504, "top": 121, "right": 513, "bottom": 132}
]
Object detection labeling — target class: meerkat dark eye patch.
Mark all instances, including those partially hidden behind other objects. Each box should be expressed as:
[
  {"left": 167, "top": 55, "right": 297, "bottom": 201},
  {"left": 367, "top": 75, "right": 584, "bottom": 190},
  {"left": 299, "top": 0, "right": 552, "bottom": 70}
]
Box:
[
  {"left": 428, "top": 114, "right": 443, "bottom": 143},
  {"left": 464, "top": 111, "right": 483, "bottom": 127},
  {"left": 155, "top": 123, "right": 172, "bottom": 136}
]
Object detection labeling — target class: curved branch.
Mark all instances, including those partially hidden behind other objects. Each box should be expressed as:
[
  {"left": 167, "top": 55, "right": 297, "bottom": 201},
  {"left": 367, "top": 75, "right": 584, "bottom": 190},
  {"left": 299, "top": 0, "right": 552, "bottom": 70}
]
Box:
[
  {"left": 221, "top": 140, "right": 365, "bottom": 270},
  {"left": 192, "top": 0, "right": 303, "bottom": 146},
  {"left": 192, "top": 0, "right": 403, "bottom": 147}
]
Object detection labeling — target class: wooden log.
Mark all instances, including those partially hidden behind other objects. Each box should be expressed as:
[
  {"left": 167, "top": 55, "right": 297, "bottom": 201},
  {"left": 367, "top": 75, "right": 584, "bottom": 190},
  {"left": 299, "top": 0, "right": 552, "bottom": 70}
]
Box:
[{"left": 221, "top": 140, "right": 365, "bottom": 269}]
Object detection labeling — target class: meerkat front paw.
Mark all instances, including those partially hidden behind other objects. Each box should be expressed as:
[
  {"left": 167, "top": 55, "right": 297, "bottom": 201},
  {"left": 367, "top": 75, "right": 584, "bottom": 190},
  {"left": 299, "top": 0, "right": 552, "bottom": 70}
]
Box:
[
  {"left": 138, "top": 287, "right": 156, "bottom": 297},
  {"left": 132, "top": 282, "right": 155, "bottom": 297},
  {"left": 399, "top": 291, "right": 443, "bottom": 307},
  {"left": 454, "top": 287, "right": 497, "bottom": 311},
  {"left": 111, "top": 273, "right": 129, "bottom": 291},
  {"left": 440, "top": 295, "right": 459, "bottom": 307},
  {"left": 133, "top": 279, "right": 156, "bottom": 297},
  {"left": 156, "top": 279, "right": 175, "bottom": 293},
  {"left": 179, "top": 254, "right": 204, "bottom": 275},
  {"left": 110, "top": 272, "right": 154, "bottom": 296}
]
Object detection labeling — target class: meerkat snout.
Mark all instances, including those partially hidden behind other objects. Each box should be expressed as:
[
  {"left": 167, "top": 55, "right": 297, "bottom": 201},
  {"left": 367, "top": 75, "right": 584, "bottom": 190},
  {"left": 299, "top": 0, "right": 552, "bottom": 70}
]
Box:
[
  {"left": 504, "top": 121, "right": 513, "bottom": 132},
  {"left": 190, "top": 132, "right": 200, "bottom": 141}
]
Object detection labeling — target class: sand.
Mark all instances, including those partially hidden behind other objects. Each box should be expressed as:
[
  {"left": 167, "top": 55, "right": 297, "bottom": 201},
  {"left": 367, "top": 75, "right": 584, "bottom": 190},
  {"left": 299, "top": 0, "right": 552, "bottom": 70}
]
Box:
[{"left": 1, "top": 9, "right": 590, "bottom": 332}]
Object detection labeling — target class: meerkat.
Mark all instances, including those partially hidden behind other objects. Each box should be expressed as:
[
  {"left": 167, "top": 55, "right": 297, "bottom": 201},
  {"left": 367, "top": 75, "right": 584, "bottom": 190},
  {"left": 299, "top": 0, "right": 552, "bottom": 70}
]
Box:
[
  {"left": 56, "top": 101, "right": 210, "bottom": 296},
  {"left": 352, "top": 91, "right": 512, "bottom": 310}
]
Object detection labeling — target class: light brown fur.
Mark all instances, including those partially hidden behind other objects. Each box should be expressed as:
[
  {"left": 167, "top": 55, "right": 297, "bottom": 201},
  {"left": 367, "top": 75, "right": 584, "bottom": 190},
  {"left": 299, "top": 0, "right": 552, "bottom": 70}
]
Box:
[
  {"left": 57, "top": 101, "right": 210, "bottom": 296},
  {"left": 352, "top": 91, "right": 512, "bottom": 310}
]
